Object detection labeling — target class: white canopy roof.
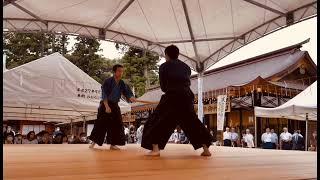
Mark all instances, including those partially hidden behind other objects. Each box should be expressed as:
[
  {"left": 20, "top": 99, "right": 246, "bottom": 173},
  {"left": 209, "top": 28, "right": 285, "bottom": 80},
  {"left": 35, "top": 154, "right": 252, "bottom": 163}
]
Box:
[
  {"left": 3, "top": 0, "right": 317, "bottom": 71},
  {"left": 254, "top": 81, "right": 317, "bottom": 121},
  {"left": 3, "top": 53, "right": 131, "bottom": 123}
]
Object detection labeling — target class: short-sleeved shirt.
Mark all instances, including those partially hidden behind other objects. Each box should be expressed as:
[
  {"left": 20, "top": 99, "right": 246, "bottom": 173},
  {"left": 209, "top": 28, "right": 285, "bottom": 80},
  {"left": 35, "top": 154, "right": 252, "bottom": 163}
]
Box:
[
  {"left": 280, "top": 132, "right": 292, "bottom": 141},
  {"left": 101, "top": 77, "right": 133, "bottom": 103}
]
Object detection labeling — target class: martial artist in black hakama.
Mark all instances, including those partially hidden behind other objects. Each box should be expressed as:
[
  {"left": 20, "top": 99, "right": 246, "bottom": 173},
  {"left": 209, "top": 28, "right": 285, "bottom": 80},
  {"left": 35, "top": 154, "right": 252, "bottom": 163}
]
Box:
[
  {"left": 141, "top": 45, "right": 213, "bottom": 156},
  {"left": 89, "top": 65, "right": 135, "bottom": 149}
]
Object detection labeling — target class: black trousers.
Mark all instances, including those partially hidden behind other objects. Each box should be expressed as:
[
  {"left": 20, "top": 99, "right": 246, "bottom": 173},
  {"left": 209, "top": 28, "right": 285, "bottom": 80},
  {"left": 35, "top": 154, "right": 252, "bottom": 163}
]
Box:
[
  {"left": 281, "top": 141, "right": 292, "bottom": 150},
  {"left": 224, "top": 139, "right": 231, "bottom": 146},
  {"left": 141, "top": 89, "right": 213, "bottom": 150},
  {"left": 89, "top": 101, "right": 126, "bottom": 146},
  {"left": 263, "top": 142, "right": 273, "bottom": 149}
]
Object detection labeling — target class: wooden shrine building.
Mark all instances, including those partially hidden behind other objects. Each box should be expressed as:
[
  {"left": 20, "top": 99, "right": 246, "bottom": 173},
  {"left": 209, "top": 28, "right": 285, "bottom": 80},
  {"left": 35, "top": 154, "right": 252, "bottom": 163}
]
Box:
[{"left": 131, "top": 41, "right": 317, "bottom": 147}]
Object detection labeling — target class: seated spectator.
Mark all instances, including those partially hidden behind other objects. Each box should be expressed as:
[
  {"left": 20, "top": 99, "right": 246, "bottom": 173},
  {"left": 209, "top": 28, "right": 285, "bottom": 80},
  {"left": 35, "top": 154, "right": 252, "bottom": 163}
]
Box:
[
  {"left": 39, "top": 131, "right": 51, "bottom": 144},
  {"left": 14, "top": 133, "right": 23, "bottom": 144},
  {"left": 168, "top": 129, "right": 177, "bottom": 143},
  {"left": 128, "top": 125, "right": 136, "bottom": 143},
  {"left": 3, "top": 126, "right": 15, "bottom": 142},
  {"left": 309, "top": 131, "right": 317, "bottom": 151},
  {"left": 173, "top": 126, "right": 189, "bottom": 144},
  {"left": 23, "top": 131, "right": 38, "bottom": 144},
  {"left": 62, "top": 135, "right": 68, "bottom": 144},
  {"left": 5, "top": 134, "right": 14, "bottom": 144},
  {"left": 67, "top": 135, "right": 75, "bottom": 144},
  {"left": 52, "top": 133, "right": 63, "bottom": 144},
  {"left": 74, "top": 133, "right": 89, "bottom": 144},
  {"left": 4, "top": 126, "right": 15, "bottom": 136}
]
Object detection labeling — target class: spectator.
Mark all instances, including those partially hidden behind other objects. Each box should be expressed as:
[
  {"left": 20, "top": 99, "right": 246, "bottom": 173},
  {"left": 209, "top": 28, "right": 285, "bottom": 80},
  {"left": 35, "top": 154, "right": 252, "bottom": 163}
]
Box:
[
  {"left": 14, "top": 133, "right": 23, "bottom": 144},
  {"left": 53, "top": 133, "right": 63, "bottom": 144},
  {"left": 243, "top": 129, "right": 254, "bottom": 148},
  {"left": 173, "top": 126, "right": 188, "bottom": 144},
  {"left": 223, "top": 127, "right": 231, "bottom": 146},
  {"left": 23, "top": 131, "right": 38, "bottom": 144},
  {"left": 292, "top": 130, "right": 304, "bottom": 150},
  {"left": 67, "top": 135, "right": 75, "bottom": 144},
  {"left": 136, "top": 124, "right": 144, "bottom": 144},
  {"left": 309, "top": 131, "right": 317, "bottom": 151},
  {"left": 62, "top": 135, "right": 68, "bottom": 144},
  {"left": 270, "top": 129, "right": 278, "bottom": 149},
  {"left": 4, "top": 134, "right": 14, "bottom": 144},
  {"left": 74, "top": 132, "right": 89, "bottom": 144},
  {"left": 168, "top": 129, "right": 176, "bottom": 143},
  {"left": 124, "top": 125, "right": 130, "bottom": 143},
  {"left": 280, "top": 127, "right": 292, "bottom": 150},
  {"left": 39, "top": 131, "right": 51, "bottom": 144},
  {"left": 129, "top": 125, "right": 136, "bottom": 143},
  {"left": 3, "top": 126, "right": 15, "bottom": 141},
  {"left": 230, "top": 128, "right": 239, "bottom": 147},
  {"left": 261, "top": 128, "right": 273, "bottom": 149},
  {"left": 53, "top": 127, "right": 63, "bottom": 138},
  {"left": 241, "top": 131, "right": 247, "bottom": 147}
]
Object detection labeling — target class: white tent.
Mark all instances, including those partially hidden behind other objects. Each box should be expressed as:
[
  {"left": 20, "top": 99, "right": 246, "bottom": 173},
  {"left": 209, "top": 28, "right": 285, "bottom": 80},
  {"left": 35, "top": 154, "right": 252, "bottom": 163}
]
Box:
[
  {"left": 3, "top": 0, "right": 317, "bottom": 121},
  {"left": 254, "top": 81, "right": 317, "bottom": 121},
  {"left": 3, "top": 53, "right": 131, "bottom": 123}
]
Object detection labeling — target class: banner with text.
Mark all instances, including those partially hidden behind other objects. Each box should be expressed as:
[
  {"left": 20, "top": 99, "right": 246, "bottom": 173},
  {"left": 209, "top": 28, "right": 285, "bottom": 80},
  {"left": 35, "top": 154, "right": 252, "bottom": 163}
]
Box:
[{"left": 217, "top": 95, "right": 227, "bottom": 131}]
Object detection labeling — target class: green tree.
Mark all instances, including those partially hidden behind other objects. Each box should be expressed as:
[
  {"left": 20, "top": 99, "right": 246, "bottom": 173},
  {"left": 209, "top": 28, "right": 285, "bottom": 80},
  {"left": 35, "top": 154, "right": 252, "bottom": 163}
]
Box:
[
  {"left": 66, "top": 36, "right": 116, "bottom": 83},
  {"left": 116, "top": 44, "right": 160, "bottom": 97},
  {"left": 4, "top": 32, "right": 69, "bottom": 69}
]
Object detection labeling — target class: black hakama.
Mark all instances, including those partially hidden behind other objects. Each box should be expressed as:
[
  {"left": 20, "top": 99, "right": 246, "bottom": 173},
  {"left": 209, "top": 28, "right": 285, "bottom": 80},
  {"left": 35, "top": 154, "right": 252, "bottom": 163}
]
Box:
[
  {"left": 141, "top": 88, "right": 213, "bottom": 150},
  {"left": 89, "top": 101, "right": 126, "bottom": 146}
]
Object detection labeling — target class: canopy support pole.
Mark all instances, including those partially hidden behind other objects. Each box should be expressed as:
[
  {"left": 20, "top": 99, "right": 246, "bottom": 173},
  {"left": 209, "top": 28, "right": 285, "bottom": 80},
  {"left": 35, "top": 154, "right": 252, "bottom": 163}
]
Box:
[
  {"left": 197, "top": 72, "right": 204, "bottom": 122},
  {"left": 82, "top": 116, "right": 86, "bottom": 133},
  {"left": 254, "top": 115, "right": 257, "bottom": 148},
  {"left": 70, "top": 119, "right": 73, "bottom": 135},
  {"left": 305, "top": 113, "right": 308, "bottom": 151}
]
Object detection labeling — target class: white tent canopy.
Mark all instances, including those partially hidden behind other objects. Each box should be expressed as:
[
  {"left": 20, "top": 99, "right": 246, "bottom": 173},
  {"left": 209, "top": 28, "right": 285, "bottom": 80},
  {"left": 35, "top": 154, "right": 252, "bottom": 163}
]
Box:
[
  {"left": 3, "top": 53, "right": 131, "bottom": 123},
  {"left": 3, "top": 0, "right": 317, "bottom": 71},
  {"left": 254, "top": 81, "right": 317, "bottom": 121},
  {"left": 3, "top": 0, "right": 317, "bottom": 121}
]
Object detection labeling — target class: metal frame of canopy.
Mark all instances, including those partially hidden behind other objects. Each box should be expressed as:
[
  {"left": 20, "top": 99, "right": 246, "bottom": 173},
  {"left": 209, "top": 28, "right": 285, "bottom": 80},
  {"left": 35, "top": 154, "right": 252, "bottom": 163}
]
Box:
[{"left": 3, "top": 0, "right": 317, "bottom": 122}]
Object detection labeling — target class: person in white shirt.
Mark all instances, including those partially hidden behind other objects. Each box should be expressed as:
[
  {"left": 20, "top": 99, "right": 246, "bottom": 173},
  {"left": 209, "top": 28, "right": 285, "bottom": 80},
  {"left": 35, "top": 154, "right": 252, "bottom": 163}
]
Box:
[
  {"left": 292, "top": 130, "right": 304, "bottom": 150},
  {"left": 279, "top": 127, "right": 292, "bottom": 150},
  {"left": 243, "top": 129, "right": 254, "bottom": 148},
  {"left": 223, "top": 127, "right": 232, "bottom": 146},
  {"left": 124, "top": 126, "right": 130, "bottom": 143},
  {"left": 230, "top": 128, "right": 239, "bottom": 147},
  {"left": 270, "top": 129, "right": 278, "bottom": 149},
  {"left": 136, "top": 124, "right": 144, "bottom": 144},
  {"left": 23, "top": 131, "right": 38, "bottom": 144},
  {"left": 168, "top": 129, "right": 177, "bottom": 143},
  {"left": 261, "top": 128, "right": 273, "bottom": 149}
]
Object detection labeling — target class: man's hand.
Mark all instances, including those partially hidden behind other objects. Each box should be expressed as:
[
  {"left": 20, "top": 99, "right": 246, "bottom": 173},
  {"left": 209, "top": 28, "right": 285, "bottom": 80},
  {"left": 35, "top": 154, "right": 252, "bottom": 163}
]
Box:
[
  {"left": 129, "top": 97, "right": 136, "bottom": 103},
  {"left": 103, "top": 100, "right": 111, "bottom": 113}
]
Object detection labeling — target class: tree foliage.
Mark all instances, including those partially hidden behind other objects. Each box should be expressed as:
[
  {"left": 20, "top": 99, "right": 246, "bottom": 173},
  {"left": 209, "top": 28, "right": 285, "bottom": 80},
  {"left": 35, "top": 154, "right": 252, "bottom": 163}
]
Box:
[
  {"left": 3, "top": 32, "right": 160, "bottom": 97},
  {"left": 116, "top": 44, "right": 160, "bottom": 97}
]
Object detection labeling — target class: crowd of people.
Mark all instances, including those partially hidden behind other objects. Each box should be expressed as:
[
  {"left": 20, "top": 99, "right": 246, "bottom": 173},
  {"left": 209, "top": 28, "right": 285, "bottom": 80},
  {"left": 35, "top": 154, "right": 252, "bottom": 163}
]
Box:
[
  {"left": 3, "top": 126, "right": 90, "bottom": 144},
  {"left": 3, "top": 124, "right": 317, "bottom": 152},
  {"left": 222, "top": 126, "right": 317, "bottom": 151}
]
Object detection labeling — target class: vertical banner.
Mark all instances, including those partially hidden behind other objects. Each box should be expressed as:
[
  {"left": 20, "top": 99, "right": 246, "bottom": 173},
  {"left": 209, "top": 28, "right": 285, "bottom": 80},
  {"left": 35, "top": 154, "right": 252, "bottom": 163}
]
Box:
[{"left": 217, "top": 95, "right": 227, "bottom": 131}]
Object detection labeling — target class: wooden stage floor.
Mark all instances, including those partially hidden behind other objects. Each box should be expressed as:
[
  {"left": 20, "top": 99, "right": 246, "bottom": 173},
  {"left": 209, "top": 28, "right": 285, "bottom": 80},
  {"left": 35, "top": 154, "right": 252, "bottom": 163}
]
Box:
[{"left": 4, "top": 144, "right": 317, "bottom": 180}]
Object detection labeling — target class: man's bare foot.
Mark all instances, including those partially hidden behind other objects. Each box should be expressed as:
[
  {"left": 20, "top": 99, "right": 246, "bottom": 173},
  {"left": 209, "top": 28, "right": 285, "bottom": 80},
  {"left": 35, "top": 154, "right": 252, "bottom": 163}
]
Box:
[
  {"left": 145, "top": 150, "right": 160, "bottom": 156},
  {"left": 201, "top": 144, "right": 211, "bottom": 156},
  {"left": 110, "top": 145, "right": 120, "bottom": 150},
  {"left": 89, "top": 142, "right": 95, "bottom": 149},
  {"left": 201, "top": 150, "right": 211, "bottom": 156}
]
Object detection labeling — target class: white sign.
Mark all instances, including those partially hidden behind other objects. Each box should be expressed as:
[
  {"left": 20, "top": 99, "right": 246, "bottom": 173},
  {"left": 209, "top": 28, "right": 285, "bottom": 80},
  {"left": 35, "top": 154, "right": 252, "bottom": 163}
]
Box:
[{"left": 217, "top": 95, "right": 227, "bottom": 131}]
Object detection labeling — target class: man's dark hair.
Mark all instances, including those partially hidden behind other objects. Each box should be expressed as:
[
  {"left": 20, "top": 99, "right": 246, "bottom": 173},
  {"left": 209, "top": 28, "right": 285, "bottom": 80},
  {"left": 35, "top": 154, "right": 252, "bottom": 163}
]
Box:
[
  {"left": 113, "top": 64, "right": 123, "bottom": 72},
  {"left": 164, "top": 45, "right": 179, "bottom": 59}
]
